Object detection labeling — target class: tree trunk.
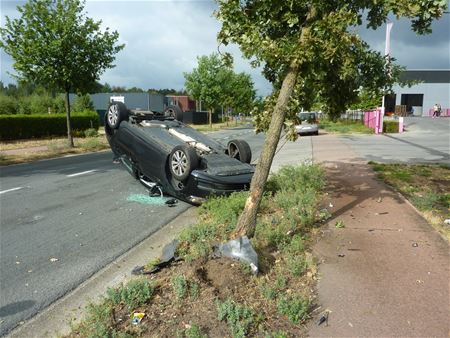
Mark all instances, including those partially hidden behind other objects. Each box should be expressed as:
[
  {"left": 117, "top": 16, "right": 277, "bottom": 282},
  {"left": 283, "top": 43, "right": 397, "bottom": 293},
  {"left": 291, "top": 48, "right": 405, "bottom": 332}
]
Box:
[
  {"left": 233, "top": 62, "right": 300, "bottom": 238},
  {"left": 65, "top": 91, "right": 74, "bottom": 147},
  {"left": 209, "top": 109, "right": 212, "bottom": 129}
]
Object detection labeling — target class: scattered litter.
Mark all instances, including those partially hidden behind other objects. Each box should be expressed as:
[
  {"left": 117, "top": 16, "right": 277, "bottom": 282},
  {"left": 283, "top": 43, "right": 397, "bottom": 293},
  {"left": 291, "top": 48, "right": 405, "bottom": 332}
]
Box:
[
  {"left": 213, "top": 236, "right": 259, "bottom": 274},
  {"left": 368, "top": 229, "right": 375, "bottom": 232},
  {"left": 347, "top": 248, "right": 361, "bottom": 251},
  {"left": 416, "top": 279, "right": 424, "bottom": 284},
  {"left": 444, "top": 219, "right": 450, "bottom": 225},
  {"left": 132, "top": 312, "right": 145, "bottom": 325},
  {"left": 27, "top": 270, "right": 32, "bottom": 273},
  {"left": 49, "top": 258, "right": 58, "bottom": 262},
  {"left": 132, "top": 240, "right": 180, "bottom": 275},
  {"left": 317, "top": 311, "right": 329, "bottom": 326},
  {"left": 338, "top": 254, "right": 345, "bottom": 257},
  {"left": 376, "top": 197, "right": 382, "bottom": 203},
  {"left": 329, "top": 202, "right": 334, "bottom": 208},
  {"left": 15, "top": 261, "right": 21, "bottom": 265},
  {"left": 335, "top": 220, "right": 345, "bottom": 229},
  {"left": 375, "top": 212, "right": 389, "bottom": 215},
  {"left": 165, "top": 198, "right": 178, "bottom": 206},
  {"left": 79, "top": 212, "right": 83, "bottom": 215},
  {"left": 348, "top": 322, "right": 353, "bottom": 327},
  {"left": 412, "top": 242, "right": 418, "bottom": 247},
  {"left": 127, "top": 194, "right": 167, "bottom": 205}
]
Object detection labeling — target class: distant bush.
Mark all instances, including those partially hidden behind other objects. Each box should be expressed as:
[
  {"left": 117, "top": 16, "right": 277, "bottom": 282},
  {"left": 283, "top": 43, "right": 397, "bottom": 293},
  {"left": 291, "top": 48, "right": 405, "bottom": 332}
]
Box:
[
  {"left": 0, "top": 95, "right": 18, "bottom": 115},
  {"left": 383, "top": 120, "right": 399, "bottom": 133},
  {"left": 0, "top": 110, "right": 99, "bottom": 140},
  {"left": 72, "top": 94, "right": 94, "bottom": 112}
]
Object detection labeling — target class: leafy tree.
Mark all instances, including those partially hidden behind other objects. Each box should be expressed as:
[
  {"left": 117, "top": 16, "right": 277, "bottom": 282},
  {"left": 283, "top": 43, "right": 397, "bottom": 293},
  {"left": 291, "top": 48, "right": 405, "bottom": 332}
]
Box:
[
  {"left": 72, "top": 94, "right": 94, "bottom": 112},
  {"left": 184, "top": 53, "right": 234, "bottom": 128},
  {"left": 0, "top": 0, "right": 124, "bottom": 146},
  {"left": 216, "top": 0, "right": 447, "bottom": 237}
]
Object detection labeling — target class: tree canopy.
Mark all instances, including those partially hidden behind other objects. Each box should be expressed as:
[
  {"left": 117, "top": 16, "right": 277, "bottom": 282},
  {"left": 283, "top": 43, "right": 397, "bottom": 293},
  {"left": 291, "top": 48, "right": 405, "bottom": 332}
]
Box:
[
  {"left": 0, "top": 0, "right": 124, "bottom": 145},
  {"left": 215, "top": 0, "right": 448, "bottom": 237}
]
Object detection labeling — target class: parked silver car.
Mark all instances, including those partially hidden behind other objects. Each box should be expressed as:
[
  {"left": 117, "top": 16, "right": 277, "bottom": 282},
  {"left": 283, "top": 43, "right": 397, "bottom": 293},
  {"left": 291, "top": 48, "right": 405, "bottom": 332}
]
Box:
[{"left": 295, "top": 112, "right": 319, "bottom": 135}]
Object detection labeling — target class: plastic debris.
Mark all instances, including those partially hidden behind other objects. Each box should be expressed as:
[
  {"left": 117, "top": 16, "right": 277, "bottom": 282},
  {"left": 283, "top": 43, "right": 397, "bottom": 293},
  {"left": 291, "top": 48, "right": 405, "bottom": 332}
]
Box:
[
  {"left": 149, "top": 186, "right": 163, "bottom": 198},
  {"left": 132, "top": 312, "right": 145, "bottom": 325},
  {"left": 165, "top": 198, "right": 178, "bottom": 206},
  {"left": 49, "top": 258, "right": 58, "bottom": 262},
  {"left": 444, "top": 219, "right": 450, "bottom": 225},
  {"left": 376, "top": 197, "right": 382, "bottom": 203},
  {"left": 412, "top": 243, "right": 418, "bottom": 247},
  {"left": 213, "top": 236, "right": 259, "bottom": 274},
  {"left": 338, "top": 254, "right": 345, "bottom": 257},
  {"left": 317, "top": 311, "right": 329, "bottom": 326},
  {"left": 132, "top": 240, "right": 179, "bottom": 275}
]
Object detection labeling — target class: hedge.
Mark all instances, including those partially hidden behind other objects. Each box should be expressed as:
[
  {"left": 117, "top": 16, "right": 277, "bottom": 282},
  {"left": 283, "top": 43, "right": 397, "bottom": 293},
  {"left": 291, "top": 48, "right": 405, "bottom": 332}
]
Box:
[
  {"left": 383, "top": 120, "right": 399, "bottom": 133},
  {"left": 0, "top": 110, "right": 99, "bottom": 140}
]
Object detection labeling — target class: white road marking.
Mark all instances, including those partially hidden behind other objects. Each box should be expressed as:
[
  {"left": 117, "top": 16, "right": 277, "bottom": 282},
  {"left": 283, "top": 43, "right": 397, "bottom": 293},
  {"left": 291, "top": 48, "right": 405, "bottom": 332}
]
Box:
[
  {"left": 0, "top": 187, "right": 24, "bottom": 195},
  {"left": 66, "top": 170, "right": 97, "bottom": 178}
]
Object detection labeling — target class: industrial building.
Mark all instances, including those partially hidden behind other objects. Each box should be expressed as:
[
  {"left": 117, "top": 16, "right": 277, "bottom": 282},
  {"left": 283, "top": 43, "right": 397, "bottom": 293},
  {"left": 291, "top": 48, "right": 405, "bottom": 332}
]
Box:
[{"left": 386, "top": 70, "right": 450, "bottom": 116}]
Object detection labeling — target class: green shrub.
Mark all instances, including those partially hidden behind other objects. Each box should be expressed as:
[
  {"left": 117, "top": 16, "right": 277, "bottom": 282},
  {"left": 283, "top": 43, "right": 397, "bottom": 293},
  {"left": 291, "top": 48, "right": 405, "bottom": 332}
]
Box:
[
  {"left": 106, "top": 278, "right": 154, "bottom": 309},
  {"left": 73, "top": 94, "right": 94, "bottom": 112},
  {"left": 177, "top": 324, "right": 208, "bottom": 338},
  {"left": 216, "top": 299, "right": 255, "bottom": 338},
  {"left": 84, "top": 127, "right": 98, "bottom": 137},
  {"left": 172, "top": 275, "right": 188, "bottom": 300},
  {"left": 0, "top": 110, "right": 99, "bottom": 140},
  {"left": 0, "top": 95, "right": 18, "bottom": 115},
  {"left": 383, "top": 120, "right": 399, "bottom": 133},
  {"left": 277, "top": 295, "right": 310, "bottom": 324}
]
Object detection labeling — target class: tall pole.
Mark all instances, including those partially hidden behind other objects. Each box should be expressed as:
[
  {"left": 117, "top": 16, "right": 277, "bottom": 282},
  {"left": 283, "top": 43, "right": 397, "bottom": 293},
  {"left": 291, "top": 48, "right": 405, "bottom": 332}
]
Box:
[{"left": 380, "top": 22, "right": 393, "bottom": 134}]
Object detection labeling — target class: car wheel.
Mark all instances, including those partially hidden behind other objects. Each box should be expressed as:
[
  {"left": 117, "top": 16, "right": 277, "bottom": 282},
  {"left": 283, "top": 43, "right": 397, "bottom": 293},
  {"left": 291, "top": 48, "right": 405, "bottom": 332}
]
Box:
[
  {"left": 169, "top": 145, "right": 198, "bottom": 181},
  {"left": 164, "top": 105, "right": 183, "bottom": 121},
  {"left": 107, "top": 102, "right": 129, "bottom": 129},
  {"left": 314, "top": 131, "right": 319, "bottom": 136},
  {"left": 227, "top": 139, "right": 252, "bottom": 164}
]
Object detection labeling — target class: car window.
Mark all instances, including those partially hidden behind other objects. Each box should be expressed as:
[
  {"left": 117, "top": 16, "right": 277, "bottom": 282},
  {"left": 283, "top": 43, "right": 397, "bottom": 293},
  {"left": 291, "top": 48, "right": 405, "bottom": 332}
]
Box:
[{"left": 298, "top": 112, "right": 317, "bottom": 123}]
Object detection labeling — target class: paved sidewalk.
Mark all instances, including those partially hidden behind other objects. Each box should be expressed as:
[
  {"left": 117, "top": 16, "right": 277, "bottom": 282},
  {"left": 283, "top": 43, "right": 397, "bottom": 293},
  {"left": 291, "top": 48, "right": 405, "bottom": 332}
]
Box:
[{"left": 307, "top": 134, "right": 449, "bottom": 337}]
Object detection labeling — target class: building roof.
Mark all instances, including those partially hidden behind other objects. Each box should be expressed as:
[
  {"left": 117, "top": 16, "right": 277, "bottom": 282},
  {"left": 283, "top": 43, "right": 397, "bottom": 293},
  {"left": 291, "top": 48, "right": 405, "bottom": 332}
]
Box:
[{"left": 400, "top": 70, "right": 450, "bottom": 84}]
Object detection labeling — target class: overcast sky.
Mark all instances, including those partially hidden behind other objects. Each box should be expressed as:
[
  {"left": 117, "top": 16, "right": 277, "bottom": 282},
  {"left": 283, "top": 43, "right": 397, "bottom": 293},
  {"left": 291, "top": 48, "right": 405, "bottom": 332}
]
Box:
[{"left": 1, "top": 0, "right": 449, "bottom": 96}]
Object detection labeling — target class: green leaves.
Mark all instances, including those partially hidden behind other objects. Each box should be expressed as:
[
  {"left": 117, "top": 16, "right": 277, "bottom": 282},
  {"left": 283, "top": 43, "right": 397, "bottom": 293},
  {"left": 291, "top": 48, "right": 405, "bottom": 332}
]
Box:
[{"left": 0, "top": 0, "right": 124, "bottom": 94}]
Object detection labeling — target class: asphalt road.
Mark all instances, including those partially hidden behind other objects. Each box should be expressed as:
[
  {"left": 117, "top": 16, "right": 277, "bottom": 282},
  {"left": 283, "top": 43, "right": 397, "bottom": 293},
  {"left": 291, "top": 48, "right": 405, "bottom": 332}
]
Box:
[
  {"left": 0, "top": 126, "right": 265, "bottom": 336},
  {"left": 338, "top": 117, "right": 450, "bottom": 164}
]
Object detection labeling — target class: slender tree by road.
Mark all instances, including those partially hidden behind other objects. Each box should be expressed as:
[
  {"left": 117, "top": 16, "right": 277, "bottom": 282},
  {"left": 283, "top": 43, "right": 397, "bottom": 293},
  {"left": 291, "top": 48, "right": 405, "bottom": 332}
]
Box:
[{"left": 216, "top": 0, "right": 448, "bottom": 238}]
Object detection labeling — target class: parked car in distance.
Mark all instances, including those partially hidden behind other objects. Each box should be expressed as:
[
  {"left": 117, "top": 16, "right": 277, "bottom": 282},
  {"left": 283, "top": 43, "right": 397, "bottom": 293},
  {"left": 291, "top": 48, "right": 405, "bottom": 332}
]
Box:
[
  {"left": 295, "top": 112, "right": 319, "bottom": 135},
  {"left": 105, "top": 102, "right": 254, "bottom": 204}
]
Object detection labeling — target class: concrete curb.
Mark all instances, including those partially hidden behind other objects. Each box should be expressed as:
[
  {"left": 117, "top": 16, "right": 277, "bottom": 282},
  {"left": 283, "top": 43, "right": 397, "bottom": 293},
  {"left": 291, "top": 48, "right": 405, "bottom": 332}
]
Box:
[{"left": 6, "top": 207, "right": 198, "bottom": 338}]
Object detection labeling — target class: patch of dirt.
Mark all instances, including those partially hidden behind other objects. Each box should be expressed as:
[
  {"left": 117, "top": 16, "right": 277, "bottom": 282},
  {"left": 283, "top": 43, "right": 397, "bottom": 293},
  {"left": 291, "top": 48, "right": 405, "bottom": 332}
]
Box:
[{"left": 99, "top": 256, "right": 313, "bottom": 338}]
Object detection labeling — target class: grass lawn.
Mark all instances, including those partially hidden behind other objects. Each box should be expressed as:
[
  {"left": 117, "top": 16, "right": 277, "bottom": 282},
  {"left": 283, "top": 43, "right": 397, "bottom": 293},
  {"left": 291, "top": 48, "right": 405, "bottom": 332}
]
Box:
[
  {"left": 189, "top": 120, "right": 250, "bottom": 132},
  {"left": 369, "top": 162, "right": 450, "bottom": 241},
  {"left": 319, "top": 119, "right": 374, "bottom": 134},
  {"left": 67, "top": 164, "right": 329, "bottom": 338}
]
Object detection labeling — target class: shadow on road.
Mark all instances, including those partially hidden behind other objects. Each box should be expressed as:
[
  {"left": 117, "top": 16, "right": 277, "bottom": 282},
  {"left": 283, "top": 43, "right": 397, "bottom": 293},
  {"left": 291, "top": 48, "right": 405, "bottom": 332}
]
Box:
[{"left": 0, "top": 300, "right": 36, "bottom": 318}]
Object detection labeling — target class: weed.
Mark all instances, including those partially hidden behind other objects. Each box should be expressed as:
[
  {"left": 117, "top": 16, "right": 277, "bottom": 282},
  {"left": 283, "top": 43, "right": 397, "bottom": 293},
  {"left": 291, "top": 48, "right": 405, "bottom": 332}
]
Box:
[
  {"left": 177, "top": 324, "right": 208, "bottom": 338},
  {"left": 412, "top": 192, "right": 439, "bottom": 211},
  {"left": 199, "top": 191, "right": 248, "bottom": 228},
  {"left": 260, "top": 283, "right": 277, "bottom": 300},
  {"left": 335, "top": 220, "right": 345, "bottom": 228},
  {"left": 177, "top": 222, "right": 217, "bottom": 260},
  {"left": 275, "top": 275, "right": 288, "bottom": 290},
  {"left": 81, "top": 138, "right": 103, "bottom": 151},
  {"left": 189, "top": 282, "right": 200, "bottom": 300},
  {"left": 277, "top": 295, "right": 310, "bottom": 324},
  {"left": 172, "top": 275, "right": 188, "bottom": 300},
  {"left": 266, "top": 331, "right": 289, "bottom": 338},
  {"left": 84, "top": 128, "right": 98, "bottom": 137},
  {"left": 106, "top": 278, "right": 154, "bottom": 309},
  {"left": 216, "top": 298, "right": 255, "bottom": 338},
  {"left": 287, "top": 255, "right": 308, "bottom": 277}
]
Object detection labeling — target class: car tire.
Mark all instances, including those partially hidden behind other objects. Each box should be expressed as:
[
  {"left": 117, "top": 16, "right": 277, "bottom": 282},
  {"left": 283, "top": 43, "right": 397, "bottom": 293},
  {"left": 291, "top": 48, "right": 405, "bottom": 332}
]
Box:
[
  {"left": 164, "top": 105, "right": 183, "bottom": 121},
  {"left": 106, "top": 102, "right": 129, "bottom": 129},
  {"left": 227, "top": 139, "right": 252, "bottom": 164},
  {"left": 314, "top": 131, "right": 319, "bottom": 136},
  {"left": 169, "top": 145, "right": 198, "bottom": 181}
]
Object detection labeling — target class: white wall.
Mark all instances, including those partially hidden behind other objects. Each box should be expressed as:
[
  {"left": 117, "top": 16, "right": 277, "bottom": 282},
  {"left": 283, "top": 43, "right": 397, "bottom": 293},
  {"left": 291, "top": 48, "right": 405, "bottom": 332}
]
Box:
[{"left": 392, "top": 83, "right": 450, "bottom": 116}]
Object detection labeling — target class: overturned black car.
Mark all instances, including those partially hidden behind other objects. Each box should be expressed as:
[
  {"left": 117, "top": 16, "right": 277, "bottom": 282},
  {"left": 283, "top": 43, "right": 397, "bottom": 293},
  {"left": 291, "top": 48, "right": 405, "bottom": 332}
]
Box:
[{"left": 105, "top": 102, "right": 254, "bottom": 204}]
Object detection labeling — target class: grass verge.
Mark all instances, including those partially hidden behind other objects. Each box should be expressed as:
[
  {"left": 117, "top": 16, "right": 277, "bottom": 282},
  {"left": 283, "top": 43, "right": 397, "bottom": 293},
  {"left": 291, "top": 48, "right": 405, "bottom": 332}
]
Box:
[
  {"left": 189, "top": 120, "right": 250, "bottom": 132},
  {"left": 67, "top": 164, "right": 327, "bottom": 337},
  {"left": 319, "top": 119, "right": 374, "bottom": 134},
  {"left": 0, "top": 134, "right": 109, "bottom": 166},
  {"left": 369, "top": 162, "right": 450, "bottom": 240}
]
